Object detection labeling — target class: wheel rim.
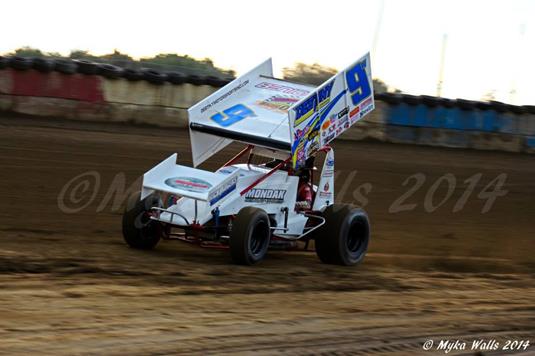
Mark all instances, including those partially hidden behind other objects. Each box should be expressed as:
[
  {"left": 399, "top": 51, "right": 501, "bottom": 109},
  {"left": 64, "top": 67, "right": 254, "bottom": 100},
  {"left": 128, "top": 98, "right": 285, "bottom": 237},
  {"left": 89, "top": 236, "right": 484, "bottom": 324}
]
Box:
[
  {"left": 250, "top": 220, "right": 269, "bottom": 255},
  {"left": 347, "top": 217, "right": 368, "bottom": 253},
  {"left": 137, "top": 211, "right": 160, "bottom": 240},
  {"left": 140, "top": 197, "right": 162, "bottom": 239}
]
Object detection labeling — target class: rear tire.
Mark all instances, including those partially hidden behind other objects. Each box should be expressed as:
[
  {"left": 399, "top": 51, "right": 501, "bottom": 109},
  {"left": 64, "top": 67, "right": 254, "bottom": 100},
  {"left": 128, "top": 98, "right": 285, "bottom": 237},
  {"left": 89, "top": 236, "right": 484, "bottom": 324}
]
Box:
[
  {"left": 230, "top": 207, "right": 270, "bottom": 265},
  {"left": 122, "top": 193, "right": 162, "bottom": 250},
  {"left": 315, "top": 204, "right": 370, "bottom": 266}
]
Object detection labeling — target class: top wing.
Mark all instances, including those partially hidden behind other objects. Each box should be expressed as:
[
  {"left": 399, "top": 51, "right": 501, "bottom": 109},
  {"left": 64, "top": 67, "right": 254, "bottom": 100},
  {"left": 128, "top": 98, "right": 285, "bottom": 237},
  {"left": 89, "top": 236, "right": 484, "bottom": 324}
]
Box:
[
  {"left": 188, "top": 59, "right": 314, "bottom": 167},
  {"left": 187, "top": 53, "right": 374, "bottom": 169}
]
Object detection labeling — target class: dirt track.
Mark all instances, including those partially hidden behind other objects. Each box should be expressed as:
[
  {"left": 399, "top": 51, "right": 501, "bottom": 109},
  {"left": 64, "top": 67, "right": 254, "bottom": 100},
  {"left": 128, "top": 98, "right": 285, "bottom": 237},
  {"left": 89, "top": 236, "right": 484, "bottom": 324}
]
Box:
[{"left": 0, "top": 115, "right": 534, "bottom": 355}]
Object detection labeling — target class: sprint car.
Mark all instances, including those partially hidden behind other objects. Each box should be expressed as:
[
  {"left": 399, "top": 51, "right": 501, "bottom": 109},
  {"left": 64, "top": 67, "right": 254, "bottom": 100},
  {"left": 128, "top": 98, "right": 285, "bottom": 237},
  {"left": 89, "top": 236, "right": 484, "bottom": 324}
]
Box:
[{"left": 122, "top": 53, "right": 375, "bottom": 265}]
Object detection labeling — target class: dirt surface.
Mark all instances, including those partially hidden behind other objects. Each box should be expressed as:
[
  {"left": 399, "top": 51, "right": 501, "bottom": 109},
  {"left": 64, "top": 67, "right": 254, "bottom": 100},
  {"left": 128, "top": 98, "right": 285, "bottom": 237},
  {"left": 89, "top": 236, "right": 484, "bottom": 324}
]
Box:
[{"left": 0, "top": 115, "right": 534, "bottom": 355}]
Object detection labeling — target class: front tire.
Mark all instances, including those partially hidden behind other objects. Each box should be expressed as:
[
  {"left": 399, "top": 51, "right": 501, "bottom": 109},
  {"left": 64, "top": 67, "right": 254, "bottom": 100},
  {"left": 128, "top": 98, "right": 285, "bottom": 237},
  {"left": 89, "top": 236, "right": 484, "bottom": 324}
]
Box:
[
  {"left": 122, "top": 193, "right": 162, "bottom": 250},
  {"left": 315, "top": 204, "right": 370, "bottom": 266},
  {"left": 230, "top": 207, "right": 271, "bottom": 265}
]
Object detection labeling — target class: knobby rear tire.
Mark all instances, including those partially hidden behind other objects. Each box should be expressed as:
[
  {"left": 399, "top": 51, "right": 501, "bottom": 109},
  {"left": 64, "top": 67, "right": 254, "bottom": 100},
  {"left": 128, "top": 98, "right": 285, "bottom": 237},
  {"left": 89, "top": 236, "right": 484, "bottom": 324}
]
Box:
[{"left": 315, "top": 204, "right": 370, "bottom": 266}]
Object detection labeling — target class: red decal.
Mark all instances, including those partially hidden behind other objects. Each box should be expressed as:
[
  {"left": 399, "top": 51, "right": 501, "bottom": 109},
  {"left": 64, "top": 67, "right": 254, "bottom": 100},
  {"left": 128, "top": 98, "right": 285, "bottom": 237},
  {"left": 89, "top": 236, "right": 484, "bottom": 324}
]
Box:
[{"left": 349, "top": 106, "right": 360, "bottom": 118}]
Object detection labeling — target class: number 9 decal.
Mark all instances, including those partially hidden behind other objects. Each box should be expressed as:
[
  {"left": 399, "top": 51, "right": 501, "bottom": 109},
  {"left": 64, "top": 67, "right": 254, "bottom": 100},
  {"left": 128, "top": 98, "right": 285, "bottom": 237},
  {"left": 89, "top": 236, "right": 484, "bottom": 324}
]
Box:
[
  {"left": 211, "top": 104, "right": 255, "bottom": 127},
  {"left": 345, "top": 61, "right": 371, "bottom": 106}
]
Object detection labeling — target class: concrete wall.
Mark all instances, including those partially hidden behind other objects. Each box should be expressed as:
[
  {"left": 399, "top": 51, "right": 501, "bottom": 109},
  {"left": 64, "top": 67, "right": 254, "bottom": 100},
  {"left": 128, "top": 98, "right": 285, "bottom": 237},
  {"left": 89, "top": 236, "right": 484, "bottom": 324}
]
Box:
[
  {"left": 0, "top": 68, "right": 217, "bottom": 127},
  {"left": 1, "top": 67, "right": 534, "bottom": 153},
  {"left": 375, "top": 98, "right": 535, "bottom": 153}
]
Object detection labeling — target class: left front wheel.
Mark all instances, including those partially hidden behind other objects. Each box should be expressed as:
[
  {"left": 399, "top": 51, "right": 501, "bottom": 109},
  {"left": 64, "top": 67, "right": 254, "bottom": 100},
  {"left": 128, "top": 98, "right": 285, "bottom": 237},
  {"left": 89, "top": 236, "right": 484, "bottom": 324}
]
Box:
[
  {"left": 229, "top": 207, "right": 271, "bottom": 265},
  {"left": 122, "top": 193, "right": 162, "bottom": 250}
]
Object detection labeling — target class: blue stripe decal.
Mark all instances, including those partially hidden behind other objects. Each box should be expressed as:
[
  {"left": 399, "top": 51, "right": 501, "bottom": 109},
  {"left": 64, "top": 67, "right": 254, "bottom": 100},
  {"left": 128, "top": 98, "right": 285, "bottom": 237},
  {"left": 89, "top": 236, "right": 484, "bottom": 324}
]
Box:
[
  {"left": 291, "top": 90, "right": 347, "bottom": 154},
  {"left": 209, "top": 183, "right": 237, "bottom": 206},
  {"left": 319, "top": 89, "right": 347, "bottom": 126}
]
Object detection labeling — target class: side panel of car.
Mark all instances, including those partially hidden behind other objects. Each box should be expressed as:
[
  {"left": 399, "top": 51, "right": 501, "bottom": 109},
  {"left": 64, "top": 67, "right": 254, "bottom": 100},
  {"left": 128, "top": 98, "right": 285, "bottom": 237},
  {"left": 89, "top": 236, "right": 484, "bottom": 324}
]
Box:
[
  {"left": 218, "top": 169, "right": 299, "bottom": 217},
  {"left": 312, "top": 149, "right": 335, "bottom": 211}
]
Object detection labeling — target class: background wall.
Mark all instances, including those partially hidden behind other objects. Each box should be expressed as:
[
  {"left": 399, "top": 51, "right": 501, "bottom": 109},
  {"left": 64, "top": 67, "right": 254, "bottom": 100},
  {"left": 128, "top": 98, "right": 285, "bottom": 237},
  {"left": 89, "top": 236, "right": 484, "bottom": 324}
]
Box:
[
  {"left": 1, "top": 67, "right": 534, "bottom": 153},
  {"left": 0, "top": 67, "right": 217, "bottom": 127}
]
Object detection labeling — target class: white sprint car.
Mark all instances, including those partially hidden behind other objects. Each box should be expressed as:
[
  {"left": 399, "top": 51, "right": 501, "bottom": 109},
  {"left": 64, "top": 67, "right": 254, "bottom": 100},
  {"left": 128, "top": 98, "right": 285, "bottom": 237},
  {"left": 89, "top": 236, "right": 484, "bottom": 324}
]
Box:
[{"left": 122, "top": 53, "right": 375, "bottom": 265}]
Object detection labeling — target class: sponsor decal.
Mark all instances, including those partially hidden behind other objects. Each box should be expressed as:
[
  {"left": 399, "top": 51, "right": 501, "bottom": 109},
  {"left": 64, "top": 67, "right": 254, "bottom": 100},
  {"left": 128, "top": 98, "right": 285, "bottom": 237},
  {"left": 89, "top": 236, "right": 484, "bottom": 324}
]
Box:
[
  {"left": 337, "top": 107, "right": 349, "bottom": 119},
  {"left": 359, "top": 97, "right": 374, "bottom": 118},
  {"left": 337, "top": 107, "right": 350, "bottom": 134},
  {"left": 323, "top": 156, "right": 335, "bottom": 177},
  {"left": 317, "top": 80, "right": 334, "bottom": 110},
  {"left": 321, "top": 118, "right": 332, "bottom": 131},
  {"left": 323, "top": 132, "right": 336, "bottom": 143},
  {"left": 200, "top": 80, "right": 249, "bottom": 113},
  {"left": 255, "top": 82, "right": 310, "bottom": 97},
  {"left": 209, "top": 176, "right": 238, "bottom": 206},
  {"left": 328, "top": 115, "right": 337, "bottom": 133},
  {"left": 349, "top": 105, "right": 360, "bottom": 119},
  {"left": 361, "top": 96, "right": 373, "bottom": 108},
  {"left": 326, "top": 157, "right": 335, "bottom": 167},
  {"left": 165, "top": 177, "right": 212, "bottom": 193},
  {"left": 322, "top": 171, "right": 334, "bottom": 178},
  {"left": 294, "top": 140, "right": 306, "bottom": 167},
  {"left": 244, "top": 189, "right": 287, "bottom": 203},
  {"left": 318, "top": 182, "right": 332, "bottom": 198},
  {"left": 360, "top": 106, "right": 373, "bottom": 117},
  {"left": 319, "top": 191, "right": 333, "bottom": 198},
  {"left": 293, "top": 94, "right": 318, "bottom": 127},
  {"left": 256, "top": 95, "right": 300, "bottom": 113},
  {"left": 321, "top": 116, "right": 337, "bottom": 137},
  {"left": 292, "top": 113, "right": 322, "bottom": 167},
  {"left": 337, "top": 121, "right": 349, "bottom": 134},
  {"left": 323, "top": 160, "right": 334, "bottom": 176}
]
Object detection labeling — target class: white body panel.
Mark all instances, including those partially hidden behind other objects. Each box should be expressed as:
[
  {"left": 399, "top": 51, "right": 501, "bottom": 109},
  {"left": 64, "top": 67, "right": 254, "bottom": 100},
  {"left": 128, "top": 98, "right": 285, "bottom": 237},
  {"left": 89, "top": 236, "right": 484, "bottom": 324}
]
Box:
[
  {"left": 145, "top": 158, "right": 309, "bottom": 236},
  {"left": 141, "top": 154, "right": 239, "bottom": 207},
  {"left": 312, "top": 149, "right": 335, "bottom": 211}
]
